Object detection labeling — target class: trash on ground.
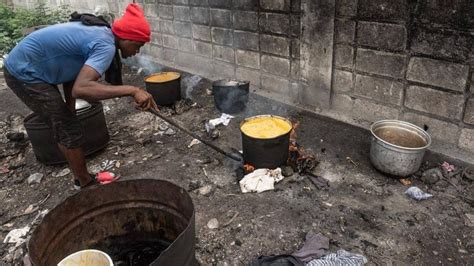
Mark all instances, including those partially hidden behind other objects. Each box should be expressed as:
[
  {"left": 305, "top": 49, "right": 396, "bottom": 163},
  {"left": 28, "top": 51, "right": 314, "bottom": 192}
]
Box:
[
  {"left": 441, "top": 162, "right": 455, "bottom": 172},
  {"left": 53, "top": 168, "right": 71, "bottom": 177},
  {"left": 101, "top": 160, "right": 117, "bottom": 171},
  {"left": 207, "top": 218, "right": 219, "bottom": 229},
  {"left": 306, "top": 249, "right": 367, "bottom": 266},
  {"left": 250, "top": 255, "right": 303, "bottom": 266},
  {"left": 197, "top": 185, "right": 213, "bottom": 196},
  {"left": 239, "top": 168, "right": 284, "bottom": 193},
  {"left": 306, "top": 172, "right": 329, "bottom": 190},
  {"left": 208, "top": 113, "right": 234, "bottom": 127},
  {"left": 399, "top": 178, "right": 412, "bottom": 186},
  {"left": 405, "top": 186, "right": 433, "bottom": 201},
  {"left": 292, "top": 233, "right": 329, "bottom": 262},
  {"left": 188, "top": 138, "right": 201, "bottom": 148},
  {"left": 421, "top": 168, "right": 442, "bottom": 184},
  {"left": 222, "top": 211, "right": 239, "bottom": 227},
  {"left": 465, "top": 213, "right": 474, "bottom": 227},
  {"left": 3, "top": 226, "right": 30, "bottom": 247},
  {"left": 27, "top": 173, "right": 44, "bottom": 185}
]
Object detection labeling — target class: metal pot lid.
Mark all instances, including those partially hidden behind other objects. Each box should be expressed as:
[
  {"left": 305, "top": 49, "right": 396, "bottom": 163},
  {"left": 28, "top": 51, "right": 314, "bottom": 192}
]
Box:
[
  {"left": 213, "top": 79, "right": 249, "bottom": 87},
  {"left": 75, "top": 99, "right": 91, "bottom": 112}
]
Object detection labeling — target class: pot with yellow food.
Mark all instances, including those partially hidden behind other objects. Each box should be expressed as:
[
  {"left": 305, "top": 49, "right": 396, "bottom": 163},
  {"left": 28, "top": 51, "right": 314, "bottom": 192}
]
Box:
[
  {"left": 144, "top": 72, "right": 181, "bottom": 106},
  {"left": 240, "top": 115, "right": 293, "bottom": 169}
]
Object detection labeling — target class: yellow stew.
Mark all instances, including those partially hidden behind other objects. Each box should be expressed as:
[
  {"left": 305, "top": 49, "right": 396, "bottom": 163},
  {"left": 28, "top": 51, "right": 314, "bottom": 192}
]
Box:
[
  {"left": 145, "top": 72, "right": 180, "bottom": 83},
  {"left": 241, "top": 116, "right": 292, "bottom": 139}
]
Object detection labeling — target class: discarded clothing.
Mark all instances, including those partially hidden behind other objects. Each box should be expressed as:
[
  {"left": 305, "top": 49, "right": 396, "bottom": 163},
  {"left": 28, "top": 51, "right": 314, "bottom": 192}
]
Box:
[
  {"left": 240, "top": 168, "right": 284, "bottom": 193},
  {"left": 206, "top": 113, "right": 234, "bottom": 131},
  {"left": 306, "top": 250, "right": 367, "bottom": 266},
  {"left": 292, "top": 233, "right": 329, "bottom": 262},
  {"left": 250, "top": 255, "right": 304, "bottom": 266},
  {"left": 405, "top": 186, "right": 433, "bottom": 201},
  {"left": 306, "top": 173, "right": 329, "bottom": 190},
  {"left": 3, "top": 226, "right": 30, "bottom": 247}
]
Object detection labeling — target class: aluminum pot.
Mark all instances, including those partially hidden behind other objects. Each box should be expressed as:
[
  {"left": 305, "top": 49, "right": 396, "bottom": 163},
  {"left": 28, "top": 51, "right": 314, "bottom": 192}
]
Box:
[
  {"left": 370, "top": 120, "right": 431, "bottom": 176},
  {"left": 145, "top": 72, "right": 181, "bottom": 106},
  {"left": 212, "top": 79, "right": 249, "bottom": 114},
  {"left": 240, "top": 115, "right": 292, "bottom": 169}
]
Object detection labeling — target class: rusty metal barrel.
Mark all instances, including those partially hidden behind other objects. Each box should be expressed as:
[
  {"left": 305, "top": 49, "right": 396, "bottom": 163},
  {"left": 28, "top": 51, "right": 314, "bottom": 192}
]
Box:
[{"left": 28, "top": 179, "right": 196, "bottom": 266}]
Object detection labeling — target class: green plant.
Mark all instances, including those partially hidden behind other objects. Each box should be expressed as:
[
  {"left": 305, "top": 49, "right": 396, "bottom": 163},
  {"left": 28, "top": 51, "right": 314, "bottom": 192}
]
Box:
[{"left": 0, "top": 2, "right": 71, "bottom": 54}]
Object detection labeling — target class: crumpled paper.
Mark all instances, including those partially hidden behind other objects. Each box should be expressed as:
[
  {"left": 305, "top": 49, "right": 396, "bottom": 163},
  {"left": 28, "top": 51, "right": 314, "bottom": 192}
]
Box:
[
  {"left": 205, "top": 113, "right": 234, "bottom": 132},
  {"left": 405, "top": 186, "right": 433, "bottom": 201},
  {"left": 239, "top": 168, "right": 284, "bottom": 193}
]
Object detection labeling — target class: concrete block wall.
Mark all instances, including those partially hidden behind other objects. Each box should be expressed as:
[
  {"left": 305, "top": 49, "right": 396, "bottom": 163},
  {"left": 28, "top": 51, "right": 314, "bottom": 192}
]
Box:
[{"left": 332, "top": 0, "right": 474, "bottom": 154}]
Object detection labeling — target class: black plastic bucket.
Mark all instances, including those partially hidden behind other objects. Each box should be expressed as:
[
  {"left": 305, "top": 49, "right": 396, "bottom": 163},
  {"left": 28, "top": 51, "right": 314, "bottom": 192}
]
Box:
[
  {"left": 23, "top": 102, "right": 109, "bottom": 165},
  {"left": 240, "top": 115, "right": 292, "bottom": 169},
  {"left": 212, "top": 80, "right": 249, "bottom": 114},
  {"left": 28, "top": 179, "right": 196, "bottom": 266},
  {"left": 145, "top": 72, "right": 182, "bottom": 106}
]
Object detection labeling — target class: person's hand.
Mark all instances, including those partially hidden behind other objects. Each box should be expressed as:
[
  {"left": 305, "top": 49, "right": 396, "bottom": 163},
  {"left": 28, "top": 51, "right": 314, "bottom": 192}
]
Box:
[{"left": 132, "top": 88, "right": 158, "bottom": 111}]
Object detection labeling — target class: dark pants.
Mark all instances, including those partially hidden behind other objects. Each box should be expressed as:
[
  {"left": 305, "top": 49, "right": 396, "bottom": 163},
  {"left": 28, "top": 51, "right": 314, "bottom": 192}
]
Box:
[{"left": 3, "top": 66, "right": 84, "bottom": 148}]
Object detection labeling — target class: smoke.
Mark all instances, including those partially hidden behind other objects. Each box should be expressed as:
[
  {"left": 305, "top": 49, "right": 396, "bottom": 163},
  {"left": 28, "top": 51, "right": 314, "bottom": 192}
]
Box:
[
  {"left": 181, "top": 75, "right": 202, "bottom": 100},
  {"left": 134, "top": 55, "right": 162, "bottom": 76}
]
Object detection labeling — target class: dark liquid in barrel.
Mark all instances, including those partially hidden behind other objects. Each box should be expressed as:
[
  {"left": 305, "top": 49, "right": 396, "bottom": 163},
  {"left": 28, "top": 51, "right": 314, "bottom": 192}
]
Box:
[
  {"left": 374, "top": 127, "right": 427, "bottom": 148},
  {"left": 93, "top": 237, "right": 171, "bottom": 266}
]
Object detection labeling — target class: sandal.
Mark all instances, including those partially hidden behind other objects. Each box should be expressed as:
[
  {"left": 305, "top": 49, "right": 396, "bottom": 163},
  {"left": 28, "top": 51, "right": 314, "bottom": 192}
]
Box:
[{"left": 73, "top": 172, "right": 120, "bottom": 190}]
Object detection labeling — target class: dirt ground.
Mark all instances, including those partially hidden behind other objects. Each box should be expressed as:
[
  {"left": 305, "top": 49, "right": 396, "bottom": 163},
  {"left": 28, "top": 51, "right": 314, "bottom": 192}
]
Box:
[{"left": 0, "top": 66, "right": 473, "bottom": 265}]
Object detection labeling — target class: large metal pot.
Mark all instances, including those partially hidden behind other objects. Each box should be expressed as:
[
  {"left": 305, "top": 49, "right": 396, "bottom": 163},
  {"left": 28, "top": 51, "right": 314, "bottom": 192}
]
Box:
[
  {"left": 212, "top": 79, "right": 249, "bottom": 114},
  {"left": 28, "top": 179, "right": 196, "bottom": 266},
  {"left": 24, "top": 102, "right": 109, "bottom": 165},
  {"left": 370, "top": 120, "right": 431, "bottom": 176},
  {"left": 240, "top": 115, "right": 292, "bottom": 169},
  {"left": 145, "top": 72, "right": 181, "bottom": 106}
]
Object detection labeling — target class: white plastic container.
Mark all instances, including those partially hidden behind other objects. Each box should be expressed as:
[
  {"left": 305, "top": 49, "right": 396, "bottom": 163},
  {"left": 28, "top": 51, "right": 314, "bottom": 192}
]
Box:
[{"left": 57, "top": 249, "right": 112, "bottom": 266}]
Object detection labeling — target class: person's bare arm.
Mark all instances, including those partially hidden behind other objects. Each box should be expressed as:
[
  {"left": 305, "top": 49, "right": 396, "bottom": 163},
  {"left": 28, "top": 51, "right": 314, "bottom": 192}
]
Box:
[{"left": 71, "top": 65, "right": 157, "bottom": 110}]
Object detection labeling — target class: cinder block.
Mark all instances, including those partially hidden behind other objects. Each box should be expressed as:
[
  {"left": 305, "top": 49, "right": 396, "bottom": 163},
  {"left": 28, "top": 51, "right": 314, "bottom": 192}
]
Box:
[
  {"left": 233, "top": 0, "right": 259, "bottom": 10},
  {"left": 158, "top": 4, "right": 173, "bottom": 19},
  {"left": 335, "top": 19, "right": 355, "bottom": 44},
  {"left": 336, "top": 0, "right": 357, "bottom": 17},
  {"left": 291, "top": 0, "right": 301, "bottom": 13},
  {"left": 260, "top": 35, "right": 290, "bottom": 57},
  {"left": 402, "top": 112, "right": 460, "bottom": 145},
  {"left": 191, "top": 6, "right": 210, "bottom": 24},
  {"left": 158, "top": 0, "right": 173, "bottom": 3},
  {"left": 233, "top": 11, "right": 258, "bottom": 31},
  {"left": 161, "top": 47, "right": 177, "bottom": 63},
  {"left": 261, "top": 74, "right": 290, "bottom": 96},
  {"left": 358, "top": 0, "right": 408, "bottom": 21},
  {"left": 407, "top": 57, "right": 469, "bottom": 92},
  {"left": 189, "top": 0, "right": 208, "bottom": 6},
  {"left": 333, "top": 70, "right": 353, "bottom": 93},
  {"left": 194, "top": 40, "right": 212, "bottom": 57},
  {"left": 353, "top": 98, "right": 399, "bottom": 123},
  {"left": 260, "top": 13, "right": 290, "bottom": 35},
  {"left": 405, "top": 85, "right": 464, "bottom": 120},
  {"left": 174, "top": 21, "right": 192, "bottom": 38},
  {"left": 290, "top": 60, "right": 301, "bottom": 80},
  {"left": 334, "top": 45, "right": 354, "bottom": 69},
  {"left": 463, "top": 98, "right": 474, "bottom": 125},
  {"left": 173, "top": 6, "right": 190, "bottom": 21},
  {"left": 235, "top": 49, "right": 260, "bottom": 69},
  {"left": 260, "top": 0, "right": 290, "bottom": 12},
  {"left": 261, "top": 55, "right": 290, "bottom": 77},
  {"left": 356, "top": 22, "right": 406, "bottom": 51},
  {"left": 354, "top": 74, "right": 403, "bottom": 105},
  {"left": 291, "top": 39, "right": 300, "bottom": 59},
  {"left": 192, "top": 24, "right": 211, "bottom": 41},
  {"left": 290, "top": 15, "right": 301, "bottom": 37},
  {"left": 236, "top": 67, "right": 261, "bottom": 88},
  {"left": 151, "top": 32, "right": 163, "bottom": 46},
  {"left": 178, "top": 37, "right": 193, "bottom": 52},
  {"left": 173, "top": 0, "right": 188, "bottom": 5},
  {"left": 162, "top": 34, "right": 178, "bottom": 48},
  {"left": 411, "top": 28, "right": 470, "bottom": 61},
  {"left": 144, "top": 4, "right": 158, "bottom": 18},
  {"left": 212, "top": 60, "right": 235, "bottom": 79},
  {"left": 356, "top": 49, "right": 406, "bottom": 79},
  {"left": 212, "top": 45, "right": 235, "bottom": 63},
  {"left": 459, "top": 128, "right": 474, "bottom": 152},
  {"left": 234, "top": 30, "right": 259, "bottom": 51},
  {"left": 210, "top": 9, "right": 232, "bottom": 28},
  {"left": 209, "top": 0, "right": 232, "bottom": 8},
  {"left": 332, "top": 93, "right": 354, "bottom": 112},
  {"left": 211, "top": 27, "right": 233, "bottom": 46},
  {"left": 160, "top": 19, "right": 175, "bottom": 34}
]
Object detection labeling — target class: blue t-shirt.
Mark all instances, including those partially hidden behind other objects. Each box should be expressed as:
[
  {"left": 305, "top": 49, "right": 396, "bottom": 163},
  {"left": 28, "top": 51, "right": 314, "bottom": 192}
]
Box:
[{"left": 5, "top": 22, "right": 115, "bottom": 84}]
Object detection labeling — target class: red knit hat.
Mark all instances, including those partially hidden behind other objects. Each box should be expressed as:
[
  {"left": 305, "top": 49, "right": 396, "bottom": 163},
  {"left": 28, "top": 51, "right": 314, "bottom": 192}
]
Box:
[{"left": 112, "top": 3, "right": 151, "bottom": 43}]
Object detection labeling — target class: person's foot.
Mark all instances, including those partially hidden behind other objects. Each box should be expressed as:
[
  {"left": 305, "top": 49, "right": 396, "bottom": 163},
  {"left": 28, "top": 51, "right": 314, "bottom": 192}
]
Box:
[
  {"left": 73, "top": 174, "right": 97, "bottom": 190},
  {"left": 73, "top": 172, "right": 120, "bottom": 190}
]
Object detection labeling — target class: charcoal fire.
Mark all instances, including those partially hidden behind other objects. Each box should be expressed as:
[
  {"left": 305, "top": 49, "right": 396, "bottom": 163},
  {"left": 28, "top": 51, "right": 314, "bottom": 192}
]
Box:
[{"left": 287, "top": 121, "right": 318, "bottom": 174}]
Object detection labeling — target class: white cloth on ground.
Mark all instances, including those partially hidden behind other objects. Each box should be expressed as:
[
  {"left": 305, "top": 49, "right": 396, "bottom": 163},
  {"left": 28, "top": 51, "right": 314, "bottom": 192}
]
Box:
[{"left": 306, "top": 249, "right": 367, "bottom": 266}]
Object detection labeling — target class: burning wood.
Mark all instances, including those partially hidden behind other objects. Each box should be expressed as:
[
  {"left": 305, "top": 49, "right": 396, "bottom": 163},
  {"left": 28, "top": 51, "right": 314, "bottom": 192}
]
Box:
[
  {"left": 243, "top": 163, "right": 255, "bottom": 174},
  {"left": 287, "top": 121, "right": 318, "bottom": 173}
]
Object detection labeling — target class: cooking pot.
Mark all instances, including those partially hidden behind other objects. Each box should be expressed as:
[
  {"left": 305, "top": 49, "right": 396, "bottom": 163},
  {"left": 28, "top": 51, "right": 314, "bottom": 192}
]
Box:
[
  {"left": 212, "top": 79, "right": 249, "bottom": 114},
  {"left": 370, "top": 120, "right": 431, "bottom": 176},
  {"left": 145, "top": 72, "right": 181, "bottom": 106},
  {"left": 240, "top": 115, "right": 292, "bottom": 169}
]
